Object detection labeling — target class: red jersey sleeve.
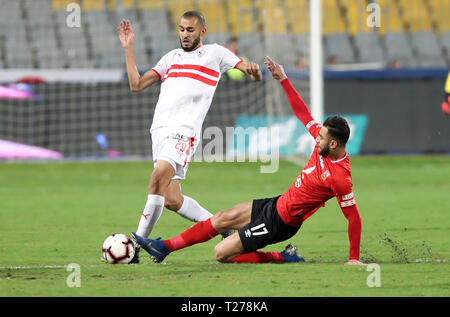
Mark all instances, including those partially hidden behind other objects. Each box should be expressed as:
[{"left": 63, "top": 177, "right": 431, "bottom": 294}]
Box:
[
  {"left": 280, "top": 78, "right": 322, "bottom": 138},
  {"left": 331, "top": 174, "right": 362, "bottom": 261}
]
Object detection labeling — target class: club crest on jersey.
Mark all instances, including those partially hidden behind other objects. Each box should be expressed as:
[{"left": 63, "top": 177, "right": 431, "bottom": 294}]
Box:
[
  {"left": 321, "top": 170, "right": 330, "bottom": 180},
  {"left": 197, "top": 49, "right": 206, "bottom": 57}
]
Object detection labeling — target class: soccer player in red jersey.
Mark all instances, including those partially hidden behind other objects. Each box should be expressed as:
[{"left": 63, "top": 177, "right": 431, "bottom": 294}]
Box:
[{"left": 133, "top": 57, "right": 366, "bottom": 266}]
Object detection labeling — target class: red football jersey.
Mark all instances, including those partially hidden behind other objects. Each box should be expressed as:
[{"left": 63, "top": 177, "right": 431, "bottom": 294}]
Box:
[
  {"left": 276, "top": 78, "right": 362, "bottom": 260},
  {"left": 276, "top": 145, "right": 355, "bottom": 227}
]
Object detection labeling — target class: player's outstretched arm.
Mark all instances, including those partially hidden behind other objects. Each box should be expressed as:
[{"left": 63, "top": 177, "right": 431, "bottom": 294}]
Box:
[
  {"left": 338, "top": 201, "right": 366, "bottom": 266},
  {"left": 265, "top": 56, "right": 321, "bottom": 137},
  {"left": 237, "top": 62, "right": 262, "bottom": 81},
  {"left": 118, "top": 19, "right": 159, "bottom": 92}
]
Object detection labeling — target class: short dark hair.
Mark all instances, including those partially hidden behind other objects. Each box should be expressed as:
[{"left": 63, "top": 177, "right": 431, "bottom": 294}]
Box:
[
  {"left": 323, "top": 116, "right": 350, "bottom": 146},
  {"left": 182, "top": 11, "right": 206, "bottom": 28}
]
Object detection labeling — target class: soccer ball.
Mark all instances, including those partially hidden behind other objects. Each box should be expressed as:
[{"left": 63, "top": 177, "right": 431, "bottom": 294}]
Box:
[{"left": 101, "top": 233, "right": 135, "bottom": 264}]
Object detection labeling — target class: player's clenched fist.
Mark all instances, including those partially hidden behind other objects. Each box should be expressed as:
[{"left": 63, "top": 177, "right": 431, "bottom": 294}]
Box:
[
  {"left": 243, "top": 62, "right": 262, "bottom": 81},
  {"left": 117, "top": 19, "right": 135, "bottom": 49}
]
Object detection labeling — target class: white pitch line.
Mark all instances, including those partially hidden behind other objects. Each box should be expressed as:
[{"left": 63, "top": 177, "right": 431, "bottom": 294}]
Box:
[
  {"left": 0, "top": 263, "right": 155, "bottom": 270},
  {"left": 0, "top": 264, "right": 101, "bottom": 270}
]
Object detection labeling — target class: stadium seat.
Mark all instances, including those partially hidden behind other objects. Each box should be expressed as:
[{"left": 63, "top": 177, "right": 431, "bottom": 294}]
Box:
[
  {"left": 285, "top": 0, "right": 309, "bottom": 35},
  {"left": 137, "top": 0, "right": 165, "bottom": 10},
  {"left": 354, "top": 31, "right": 384, "bottom": 63},
  {"left": 442, "top": 32, "right": 450, "bottom": 55},
  {"left": 293, "top": 33, "right": 310, "bottom": 62},
  {"left": 166, "top": 0, "right": 196, "bottom": 26},
  {"left": 265, "top": 34, "right": 297, "bottom": 69},
  {"left": 227, "top": 0, "right": 254, "bottom": 35},
  {"left": 56, "top": 10, "right": 93, "bottom": 68},
  {"left": 398, "top": 0, "right": 432, "bottom": 33},
  {"left": 412, "top": 31, "right": 446, "bottom": 68},
  {"left": 149, "top": 32, "right": 178, "bottom": 59},
  {"left": 1, "top": 0, "right": 447, "bottom": 70},
  {"left": 344, "top": 0, "right": 384, "bottom": 64},
  {"left": 141, "top": 9, "right": 172, "bottom": 35},
  {"left": 81, "top": 0, "right": 106, "bottom": 11},
  {"left": 321, "top": 0, "right": 356, "bottom": 64},
  {"left": 0, "top": 1, "right": 32, "bottom": 68},
  {"left": 238, "top": 33, "right": 265, "bottom": 65},
  {"left": 197, "top": 0, "right": 227, "bottom": 33},
  {"left": 205, "top": 32, "right": 231, "bottom": 46},
  {"left": 325, "top": 32, "right": 355, "bottom": 64},
  {"left": 262, "top": 0, "right": 288, "bottom": 34},
  {"left": 377, "top": 0, "right": 404, "bottom": 35},
  {"left": 322, "top": 0, "right": 347, "bottom": 35},
  {"left": 428, "top": 0, "right": 450, "bottom": 61},
  {"left": 5, "top": 39, "right": 34, "bottom": 68},
  {"left": 51, "top": 0, "right": 74, "bottom": 11},
  {"left": 113, "top": 8, "right": 139, "bottom": 25},
  {"left": 81, "top": 9, "right": 126, "bottom": 69},
  {"left": 383, "top": 31, "right": 417, "bottom": 67},
  {"left": 339, "top": 0, "right": 375, "bottom": 36}
]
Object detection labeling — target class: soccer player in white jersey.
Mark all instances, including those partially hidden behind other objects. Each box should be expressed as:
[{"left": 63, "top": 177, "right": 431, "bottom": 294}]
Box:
[{"left": 117, "top": 11, "right": 262, "bottom": 262}]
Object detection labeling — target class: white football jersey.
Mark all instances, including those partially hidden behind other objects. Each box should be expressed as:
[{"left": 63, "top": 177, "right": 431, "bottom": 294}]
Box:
[{"left": 150, "top": 43, "right": 243, "bottom": 137}]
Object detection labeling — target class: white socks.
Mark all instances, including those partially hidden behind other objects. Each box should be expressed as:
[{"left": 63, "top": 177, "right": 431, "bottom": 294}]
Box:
[
  {"left": 176, "top": 196, "right": 213, "bottom": 223},
  {"left": 136, "top": 195, "right": 213, "bottom": 238},
  {"left": 136, "top": 194, "right": 165, "bottom": 238}
]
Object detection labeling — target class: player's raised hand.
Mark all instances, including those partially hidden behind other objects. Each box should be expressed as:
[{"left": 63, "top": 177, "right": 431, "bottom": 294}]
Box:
[
  {"left": 264, "top": 56, "right": 287, "bottom": 81},
  {"left": 117, "top": 19, "right": 135, "bottom": 49},
  {"left": 243, "top": 62, "right": 262, "bottom": 81},
  {"left": 344, "top": 259, "right": 368, "bottom": 266}
]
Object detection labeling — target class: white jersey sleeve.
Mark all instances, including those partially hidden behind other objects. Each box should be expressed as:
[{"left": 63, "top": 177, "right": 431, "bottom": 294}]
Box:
[
  {"left": 215, "top": 44, "right": 243, "bottom": 74},
  {"left": 151, "top": 51, "right": 174, "bottom": 80}
]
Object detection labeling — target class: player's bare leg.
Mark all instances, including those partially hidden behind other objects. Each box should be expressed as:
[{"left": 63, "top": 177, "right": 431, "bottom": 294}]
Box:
[
  {"left": 163, "top": 180, "right": 183, "bottom": 211},
  {"left": 211, "top": 202, "right": 253, "bottom": 231},
  {"left": 165, "top": 180, "right": 214, "bottom": 222},
  {"left": 148, "top": 160, "right": 175, "bottom": 196}
]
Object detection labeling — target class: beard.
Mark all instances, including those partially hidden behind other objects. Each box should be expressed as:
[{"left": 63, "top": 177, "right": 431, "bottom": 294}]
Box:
[
  {"left": 180, "top": 35, "right": 201, "bottom": 52},
  {"left": 318, "top": 143, "right": 331, "bottom": 157}
]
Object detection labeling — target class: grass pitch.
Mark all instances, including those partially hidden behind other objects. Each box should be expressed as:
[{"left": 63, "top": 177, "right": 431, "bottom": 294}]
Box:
[{"left": 0, "top": 156, "right": 449, "bottom": 297}]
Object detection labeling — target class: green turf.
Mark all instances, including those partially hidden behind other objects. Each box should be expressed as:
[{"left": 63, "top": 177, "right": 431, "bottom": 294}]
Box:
[{"left": 0, "top": 156, "right": 449, "bottom": 297}]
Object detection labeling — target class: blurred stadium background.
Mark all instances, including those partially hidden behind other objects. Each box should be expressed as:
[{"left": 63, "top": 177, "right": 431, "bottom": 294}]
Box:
[{"left": 0, "top": 0, "right": 449, "bottom": 159}]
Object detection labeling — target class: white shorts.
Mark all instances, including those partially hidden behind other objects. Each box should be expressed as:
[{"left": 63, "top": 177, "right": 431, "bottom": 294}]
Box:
[{"left": 151, "top": 127, "right": 198, "bottom": 180}]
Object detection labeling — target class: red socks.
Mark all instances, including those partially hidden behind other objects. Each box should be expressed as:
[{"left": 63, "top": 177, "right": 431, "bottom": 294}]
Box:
[
  {"left": 231, "top": 251, "right": 285, "bottom": 263},
  {"left": 162, "top": 218, "right": 285, "bottom": 264},
  {"left": 163, "top": 218, "right": 219, "bottom": 252}
]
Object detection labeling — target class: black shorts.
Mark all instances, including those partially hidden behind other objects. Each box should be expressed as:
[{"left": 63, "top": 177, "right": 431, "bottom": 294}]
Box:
[{"left": 238, "top": 196, "right": 301, "bottom": 253}]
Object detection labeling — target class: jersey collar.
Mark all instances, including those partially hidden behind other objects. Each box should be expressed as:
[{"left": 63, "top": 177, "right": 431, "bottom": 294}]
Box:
[
  {"left": 330, "top": 152, "right": 348, "bottom": 163},
  {"left": 181, "top": 44, "right": 203, "bottom": 54}
]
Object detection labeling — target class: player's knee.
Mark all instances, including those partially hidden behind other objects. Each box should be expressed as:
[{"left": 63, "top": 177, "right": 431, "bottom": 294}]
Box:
[{"left": 214, "top": 245, "right": 230, "bottom": 263}]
